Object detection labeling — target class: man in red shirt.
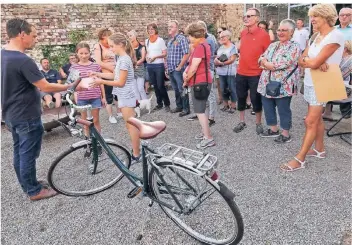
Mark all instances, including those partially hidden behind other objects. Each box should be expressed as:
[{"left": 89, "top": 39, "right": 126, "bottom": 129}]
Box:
[{"left": 233, "top": 8, "right": 271, "bottom": 134}]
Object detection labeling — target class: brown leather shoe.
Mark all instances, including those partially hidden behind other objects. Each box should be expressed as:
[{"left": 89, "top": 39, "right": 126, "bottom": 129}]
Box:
[{"left": 29, "top": 187, "right": 58, "bottom": 201}]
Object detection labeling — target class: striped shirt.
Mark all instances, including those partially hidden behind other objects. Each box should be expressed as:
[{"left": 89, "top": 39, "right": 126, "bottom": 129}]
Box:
[
  {"left": 112, "top": 55, "right": 136, "bottom": 100},
  {"left": 70, "top": 63, "right": 102, "bottom": 100}
]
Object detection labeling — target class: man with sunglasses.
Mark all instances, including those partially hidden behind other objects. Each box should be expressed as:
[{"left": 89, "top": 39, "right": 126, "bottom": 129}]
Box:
[
  {"left": 1, "top": 18, "right": 76, "bottom": 201},
  {"left": 233, "top": 8, "right": 271, "bottom": 134}
]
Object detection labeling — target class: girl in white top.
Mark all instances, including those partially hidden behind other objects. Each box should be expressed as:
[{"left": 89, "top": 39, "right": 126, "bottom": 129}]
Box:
[
  {"left": 90, "top": 33, "right": 141, "bottom": 161},
  {"left": 281, "top": 4, "right": 344, "bottom": 172}
]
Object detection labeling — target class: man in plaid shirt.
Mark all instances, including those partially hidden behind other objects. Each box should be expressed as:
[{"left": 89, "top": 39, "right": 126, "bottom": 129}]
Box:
[{"left": 167, "top": 20, "right": 190, "bottom": 117}]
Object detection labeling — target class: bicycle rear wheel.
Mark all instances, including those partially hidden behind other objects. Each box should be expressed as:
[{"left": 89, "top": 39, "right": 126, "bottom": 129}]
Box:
[
  {"left": 48, "top": 141, "right": 131, "bottom": 196},
  {"left": 149, "top": 162, "right": 243, "bottom": 245}
]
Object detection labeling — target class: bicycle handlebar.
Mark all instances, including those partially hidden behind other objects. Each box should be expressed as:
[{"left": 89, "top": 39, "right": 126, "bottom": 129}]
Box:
[{"left": 65, "top": 83, "right": 93, "bottom": 122}]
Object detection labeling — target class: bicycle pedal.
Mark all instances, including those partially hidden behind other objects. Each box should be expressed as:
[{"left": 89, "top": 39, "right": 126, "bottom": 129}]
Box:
[{"left": 127, "top": 186, "right": 142, "bottom": 199}]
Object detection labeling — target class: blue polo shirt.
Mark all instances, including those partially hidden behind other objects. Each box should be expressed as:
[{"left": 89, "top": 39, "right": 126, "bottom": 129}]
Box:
[
  {"left": 40, "top": 69, "right": 61, "bottom": 83},
  {"left": 336, "top": 24, "right": 352, "bottom": 41}
]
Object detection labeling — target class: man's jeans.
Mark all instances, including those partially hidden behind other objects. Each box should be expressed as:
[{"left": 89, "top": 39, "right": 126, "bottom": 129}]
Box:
[
  {"left": 147, "top": 65, "right": 170, "bottom": 107},
  {"left": 169, "top": 69, "right": 190, "bottom": 113},
  {"left": 5, "top": 117, "right": 44, "bottom": 196}
]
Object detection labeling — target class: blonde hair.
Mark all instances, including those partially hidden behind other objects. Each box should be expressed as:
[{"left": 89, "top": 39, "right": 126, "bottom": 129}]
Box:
[
  {"left": 308, "top": 4, "right": 338, "bottom": 27},
  {"left": 108, "top": 32, "right": 136, "bottom": 65},
  {"left": 344, "top": 40, "right": 352, "bottom": 55}
]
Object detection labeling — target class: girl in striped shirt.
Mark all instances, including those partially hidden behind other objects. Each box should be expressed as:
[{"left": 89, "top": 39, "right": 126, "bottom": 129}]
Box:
[
  {"left": 90, "top": 33, "right": 140, "bottom": 162},
  {"left": 70, "top": 42, "right": 106, "bottom": 137}
]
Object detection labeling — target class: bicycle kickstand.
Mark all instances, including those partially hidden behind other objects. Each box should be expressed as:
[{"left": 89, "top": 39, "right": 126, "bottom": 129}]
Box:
[{"left": 136, "top": 200, "right": 154, "bottom": 241}]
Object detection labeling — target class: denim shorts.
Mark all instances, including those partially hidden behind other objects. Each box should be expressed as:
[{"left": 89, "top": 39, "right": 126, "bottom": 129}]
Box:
[
  {"left": 77, "top": 98, "right": 102, "bottom": 109},
  {"left": 304, "top": 85, "right": 326, "bottom": 107}
]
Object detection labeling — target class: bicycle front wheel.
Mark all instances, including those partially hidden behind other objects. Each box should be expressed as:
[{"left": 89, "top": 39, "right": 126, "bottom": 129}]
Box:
[
  {"left": 149, "top": 162, "right": 243, "bottom": 245},
  {"left": 48, "top": 141, "right": 131, "bottom": 196}
]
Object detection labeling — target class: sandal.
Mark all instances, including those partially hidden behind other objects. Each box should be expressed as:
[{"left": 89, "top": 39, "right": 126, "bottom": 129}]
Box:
[
  {"left": 227, "top": 107, "right": 236, "bottom": 114},
  {"left": 280, "top": 157, "right": 306, "bottom": 172},
  {"left": 306, "top": 149, "right": 326, "bottom": 159},
  {"left": 220, "top": 105, "right": 229, "bottom": 112}
]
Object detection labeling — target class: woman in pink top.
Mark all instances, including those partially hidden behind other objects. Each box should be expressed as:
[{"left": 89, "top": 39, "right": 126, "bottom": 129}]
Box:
[
  {"left": 94, "top": 28, "right": 120, "bottom": 124},
  {"left": 70, "top": 42, "right": 106, "bottom": 138}
]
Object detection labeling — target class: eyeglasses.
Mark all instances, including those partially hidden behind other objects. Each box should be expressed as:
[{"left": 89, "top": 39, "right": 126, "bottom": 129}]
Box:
[
  {"left": 276, "top": 29, "right": 289, "bottom": 33},
  {"left": 220, "top": 36, "right": 229, "bottom": 39},
  {"left": 339, "top": 14, "right": 351, "bottom": 17},
  {"left": 243, "top": 15, "right": 257, "bottom": 19},
  {"left": 217, "top": 31, "right": 222, "bottom": 34}
]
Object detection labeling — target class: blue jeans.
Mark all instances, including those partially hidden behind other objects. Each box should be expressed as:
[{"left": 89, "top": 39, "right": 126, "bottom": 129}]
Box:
[
  {"left": 219, "top": 75, "right": 237, "bottom": 103},
  {"left": 169, "top": 69, "right": 190, "bottom": 113},
  {"left": 147, "top": 65, "right": 170, "bottom": 107},
  {"left": 5, "top": 117, "right": 44, "bottom": 196},
  {"left": 261, "top": 96, "right": 292, "bottom": 130}
]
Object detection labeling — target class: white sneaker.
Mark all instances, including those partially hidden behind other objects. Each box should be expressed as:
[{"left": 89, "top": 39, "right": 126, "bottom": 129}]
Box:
[{"left": 109, "top": 116, "right": 117, "bottom": 124}]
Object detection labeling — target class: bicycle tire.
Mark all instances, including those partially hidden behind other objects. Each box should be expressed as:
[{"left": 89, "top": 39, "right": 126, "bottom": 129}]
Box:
[
  {"left": 149, "top": 162, "right": 244, "bottom": 245},
  {"left": 48, "top": 141, "right": 131, "bottom": 196}
]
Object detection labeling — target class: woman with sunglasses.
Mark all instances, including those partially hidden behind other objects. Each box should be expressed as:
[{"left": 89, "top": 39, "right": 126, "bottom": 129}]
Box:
[{"left": 257, "top": 19, "right": 300, "bottom": 143}]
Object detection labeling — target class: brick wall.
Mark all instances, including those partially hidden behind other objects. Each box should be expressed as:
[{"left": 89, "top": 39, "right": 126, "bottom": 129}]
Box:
[{"left": 1, "top": 4, "right": 245, "bottom": 62}]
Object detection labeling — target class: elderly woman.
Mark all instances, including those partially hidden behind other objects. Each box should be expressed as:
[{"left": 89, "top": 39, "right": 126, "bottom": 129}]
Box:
[
  {"left": 257, "top": 19, "right": 300, "bottom": 143},
  {"left": 215, "top": 30, "right": 238, "bottom": 113},
  {"left": 281, "top": 4, "right": 344, "bottom": 171},
  {"left": 322, "top": 40, "right": 352, "bottom": 120},
  {"left": 127, "top": 30, "right": 148, "bottom": 101},
  {"left": 145, "top": 22, "right": 170, "bottom": 112},
  {"left": 183, "top": 22, "right": 215, "bottom": 149}
]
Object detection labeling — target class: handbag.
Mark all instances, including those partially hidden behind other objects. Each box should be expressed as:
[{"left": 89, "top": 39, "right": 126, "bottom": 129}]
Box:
[
  {"left": 193, "top": 44, "right": 210, "bottom": 100},
  {"left": 265, "top": 43, "right": 298, "bottom": 97}
]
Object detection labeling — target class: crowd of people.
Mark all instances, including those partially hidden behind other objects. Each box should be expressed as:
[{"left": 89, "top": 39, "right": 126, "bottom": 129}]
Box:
[{"left": 1, "top": 4, "right": 351, "bottom": 200}]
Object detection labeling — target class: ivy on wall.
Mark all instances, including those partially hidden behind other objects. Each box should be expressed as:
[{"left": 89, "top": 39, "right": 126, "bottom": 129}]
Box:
[{"left": 41, "top": 44, "right": 76, "bottom": 71}]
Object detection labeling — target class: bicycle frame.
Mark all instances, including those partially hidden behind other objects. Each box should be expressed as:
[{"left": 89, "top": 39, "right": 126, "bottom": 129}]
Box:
[{"left": 66, "top": 92, "right": 199, "bottom": 214}]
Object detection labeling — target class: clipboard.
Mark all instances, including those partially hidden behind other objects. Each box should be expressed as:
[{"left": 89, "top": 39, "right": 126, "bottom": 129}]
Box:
[{"left": 311, "top": 64, "right": 347, "bottom": 103}]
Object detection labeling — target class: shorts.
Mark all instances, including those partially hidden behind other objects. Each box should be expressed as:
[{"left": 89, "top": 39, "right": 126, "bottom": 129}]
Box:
[
  {"left": 77, "top": 98, "right": 102, "bottom": 109},
  {"left": 191, "top": 84, "right": 211, "bottom": 114},
  {"left": 40, "top": 91, "right": 62, "bottom": 100},
  {"left": 235, "top": 74, "right": 262, "bottom": 112},
  {"left": 117, "top": 97, "right": 137, "bottom": 108},
  {"left": 304, "top": 85, "right": 326, "bottom": 106}
]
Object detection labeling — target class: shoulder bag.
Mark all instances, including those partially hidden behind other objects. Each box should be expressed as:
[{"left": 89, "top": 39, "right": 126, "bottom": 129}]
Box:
[
  {"left": 193, "top": 44, "right": 210, "bottom": 100},
  {"left": 266, "top": 43, "right": 298, "bottom": 97}
]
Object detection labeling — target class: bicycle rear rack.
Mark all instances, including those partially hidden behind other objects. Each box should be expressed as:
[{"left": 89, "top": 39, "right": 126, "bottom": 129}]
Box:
[{"left": 157, "top": 143, "right": 218, "bottom": 173}]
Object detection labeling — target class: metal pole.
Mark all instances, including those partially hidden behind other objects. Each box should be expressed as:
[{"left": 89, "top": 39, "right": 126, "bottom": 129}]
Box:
[{"left": 288, "top": 4, "right": 290, "bottom": 19}]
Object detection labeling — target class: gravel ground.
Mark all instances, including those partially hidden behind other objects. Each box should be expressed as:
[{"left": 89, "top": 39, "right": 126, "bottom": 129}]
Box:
[{"left": 1, "top": 91, "right": 351, "bottom": 245}]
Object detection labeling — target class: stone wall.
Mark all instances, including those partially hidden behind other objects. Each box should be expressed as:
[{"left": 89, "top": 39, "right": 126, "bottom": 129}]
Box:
[{"left": 1, "top": 4, "right": 245, "bottom": 62}]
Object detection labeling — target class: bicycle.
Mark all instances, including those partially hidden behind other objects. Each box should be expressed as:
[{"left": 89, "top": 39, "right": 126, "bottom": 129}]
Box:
[{"left": 48, "top": 86, "right": 244, "bottom": 245}]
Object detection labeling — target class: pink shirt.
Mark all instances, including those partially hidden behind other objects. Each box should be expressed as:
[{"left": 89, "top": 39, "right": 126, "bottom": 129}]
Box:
[{"left": 70, "top": 63, "right": 102, "bottom": 100}]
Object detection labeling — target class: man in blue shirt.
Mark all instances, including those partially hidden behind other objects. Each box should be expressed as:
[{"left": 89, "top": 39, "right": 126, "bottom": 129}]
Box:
[
  {"left": 166, "top": 20, "right": 190, "bottom": 117},
  {"left": 336, "top": 8, "right": 352, "bottom": 41},
  {"left": 40, "top": 58, "right": 63, "bottom": 108},
  {"left": 1, "top": 18, "right": 76, "bottom": 201}
]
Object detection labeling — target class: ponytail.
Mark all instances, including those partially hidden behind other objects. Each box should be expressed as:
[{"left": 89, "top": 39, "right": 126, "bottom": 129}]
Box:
[
  {"left": 126, "top": 39, "right": 137, "bottom": 66},
  {"left": 109, "top": 32, "right": 137, "bottom": 66}
]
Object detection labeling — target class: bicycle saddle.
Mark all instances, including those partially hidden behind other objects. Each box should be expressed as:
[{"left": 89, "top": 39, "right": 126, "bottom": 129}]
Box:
[{"left": 127, "top": 118, "right": 166, "bottom": 140}]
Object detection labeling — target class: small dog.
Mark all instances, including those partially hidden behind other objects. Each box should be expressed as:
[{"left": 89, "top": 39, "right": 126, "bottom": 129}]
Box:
[{"left": 135, "top": 95, "right": 154, "bottom": 118}]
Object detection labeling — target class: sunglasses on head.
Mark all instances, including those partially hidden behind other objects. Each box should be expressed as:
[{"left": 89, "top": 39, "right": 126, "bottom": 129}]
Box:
[{"left": 18, "top": 19, "right": 25, "bottom": 33}]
